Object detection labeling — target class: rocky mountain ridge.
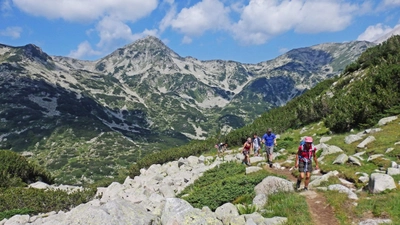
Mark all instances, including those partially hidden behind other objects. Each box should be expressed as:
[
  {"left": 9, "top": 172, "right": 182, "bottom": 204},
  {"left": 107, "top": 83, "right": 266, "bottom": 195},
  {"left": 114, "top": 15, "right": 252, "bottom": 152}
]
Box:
[{"left": 0, "top": 36, "right": 375, "bottom": 184}]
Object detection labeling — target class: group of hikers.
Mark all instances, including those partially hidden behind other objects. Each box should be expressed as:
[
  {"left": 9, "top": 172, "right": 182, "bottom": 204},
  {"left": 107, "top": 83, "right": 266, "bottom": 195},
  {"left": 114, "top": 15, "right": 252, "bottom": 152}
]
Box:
[
  {"left": 215, "top": 128, "right": 319, "bottom": 191},
  {"left": 241, "top": 128, "right": 276, "bottom": 168}
]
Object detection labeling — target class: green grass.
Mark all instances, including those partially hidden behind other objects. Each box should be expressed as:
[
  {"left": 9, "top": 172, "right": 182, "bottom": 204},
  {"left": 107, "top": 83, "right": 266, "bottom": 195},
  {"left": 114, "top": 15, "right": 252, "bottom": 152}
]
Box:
[
  {"left": 263, "top": 192, "right": 312, "bottom": 225},
  {"left": 355, "top": 190, "right": 400, "bottom": 222},
  {"left": 323, "top": 190, "right": 355, "bottom": 225}
]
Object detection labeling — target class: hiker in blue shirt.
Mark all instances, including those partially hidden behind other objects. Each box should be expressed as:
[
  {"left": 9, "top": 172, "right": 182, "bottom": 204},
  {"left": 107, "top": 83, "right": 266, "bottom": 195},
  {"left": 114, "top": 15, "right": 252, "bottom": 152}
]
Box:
[{"left": 262, "top": 128, "right": 277, "bottom": 167}]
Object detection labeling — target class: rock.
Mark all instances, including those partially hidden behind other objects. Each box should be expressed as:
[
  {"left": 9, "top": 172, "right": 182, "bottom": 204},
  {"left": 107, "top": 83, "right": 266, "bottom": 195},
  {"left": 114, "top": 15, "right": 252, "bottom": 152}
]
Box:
[
  {"left": 332, "top": 153, "right": 349, "bottom": 165},
  {"left": 359, "top": 218, "right": 392, "bottom": 225},
  {"left": 254, "top": 176, "right": 294, "bottom": 196},
  {"left": 368, "top": 173, "right": 396, "bottom": 194},
  {"left": 357, "top": 136, "right": 376, "bottom": 149},
  {"left": 252, "top": 194, "right": 267, "bottom": 210},
  {"left": 319, "top": 145, "right": 344, "bottom": 157},
  {"left": 367, "top": 154, "right": 384, "bottom": 162},
  {"left": 319, "top": 136, "right": 332, "bottom": 143},
  {"left": 246, "top": 166, "right": 263, "bottom": 174},
  {"left": 348, "top": 156, "right": 362, "bottom": 166},
  {"left": 378, "top": 116, "right": 398, "bottom": 126},
  {"left": 328, "top": 184, "right": 358, "bottom": 200},
  {"left": 386, "top": 168, "right": 400, "bottom": 176},
  {"left": 344, "top": 134, "right": 363, "bottom": 144}
]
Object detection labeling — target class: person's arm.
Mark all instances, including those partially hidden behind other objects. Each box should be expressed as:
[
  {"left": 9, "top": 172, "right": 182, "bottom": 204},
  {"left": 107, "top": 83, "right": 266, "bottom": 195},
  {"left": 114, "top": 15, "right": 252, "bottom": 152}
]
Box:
[
  {"left": 313, "top": 149, "right": 319, "bottom": 169},
  {"left": 274, "top": 137, "right": 277, "bottom": 146},
  {"left": 295, "top": 147, "right": 300, "bottom": 168}
]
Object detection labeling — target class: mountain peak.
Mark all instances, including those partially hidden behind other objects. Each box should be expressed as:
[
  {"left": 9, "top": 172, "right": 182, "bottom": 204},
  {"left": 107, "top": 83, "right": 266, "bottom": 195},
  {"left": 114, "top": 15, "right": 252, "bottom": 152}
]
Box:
[{"left": 22, "top": 43, "right": 52, "bottom": 62}]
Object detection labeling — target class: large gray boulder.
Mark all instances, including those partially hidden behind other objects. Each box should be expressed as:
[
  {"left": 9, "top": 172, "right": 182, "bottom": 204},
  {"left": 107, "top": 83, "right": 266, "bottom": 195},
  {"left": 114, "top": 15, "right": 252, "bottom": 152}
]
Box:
[
  {"left": 368, "top": 173, "right": 396, "bottom": 194},
  {"left": 254, "top": 176, "right": 294, "bottom": 196}
]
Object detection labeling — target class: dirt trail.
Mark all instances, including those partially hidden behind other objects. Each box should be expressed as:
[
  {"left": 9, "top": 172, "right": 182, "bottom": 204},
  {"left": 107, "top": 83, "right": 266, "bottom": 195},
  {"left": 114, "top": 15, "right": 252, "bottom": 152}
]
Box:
[{"left": 265, "top": 165, "right": 339, "bottom": 225}]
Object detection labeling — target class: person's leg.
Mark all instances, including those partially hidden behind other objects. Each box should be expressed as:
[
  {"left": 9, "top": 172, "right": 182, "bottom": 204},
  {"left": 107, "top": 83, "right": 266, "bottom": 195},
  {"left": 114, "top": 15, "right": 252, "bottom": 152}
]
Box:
[
  {"left": 269, "top": 146, "right": 274, "bottom": 163},
  {"left": 266, "top": 146, "right": 272, "bottom": 163},
  {"left": 297, "top": 172, "right": 304, "bottom": 189},
  {"left": 304, "top": 172, "right": 311, "bottom": 190}
]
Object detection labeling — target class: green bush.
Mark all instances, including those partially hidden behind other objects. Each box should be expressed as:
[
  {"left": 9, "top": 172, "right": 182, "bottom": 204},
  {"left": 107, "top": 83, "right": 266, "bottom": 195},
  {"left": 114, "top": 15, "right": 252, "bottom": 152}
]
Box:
[
  {"left": 0, "top": 187, "right": 96, "bottom": 220},
  {"left": 177, "top": 162, "right": 269, "bottom": 211},
  {"left": 0, "top": 150, "right": 54, "bottom": 187}
]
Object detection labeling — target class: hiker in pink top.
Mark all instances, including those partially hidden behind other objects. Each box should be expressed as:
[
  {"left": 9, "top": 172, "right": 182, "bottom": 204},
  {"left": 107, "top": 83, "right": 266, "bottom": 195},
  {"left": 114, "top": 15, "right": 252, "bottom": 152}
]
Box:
[{"left": 295, "top": 136, "right": 319, "bottom": 191}]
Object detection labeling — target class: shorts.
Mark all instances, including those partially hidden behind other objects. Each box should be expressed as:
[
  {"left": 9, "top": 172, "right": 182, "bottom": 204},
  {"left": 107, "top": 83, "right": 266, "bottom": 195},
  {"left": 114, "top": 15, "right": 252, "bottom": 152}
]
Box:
[
  {"left": 254, "top": 146, "right": 260, "bottom": 154},
  {"left": 243, "top": 150, "right": 249, "bottom": 156},
  {"left": 298, "top": 160, "right": 313, "bottom": 173},
  {"left": 265, "top": 146, "right": 274, "bottom": 155}
]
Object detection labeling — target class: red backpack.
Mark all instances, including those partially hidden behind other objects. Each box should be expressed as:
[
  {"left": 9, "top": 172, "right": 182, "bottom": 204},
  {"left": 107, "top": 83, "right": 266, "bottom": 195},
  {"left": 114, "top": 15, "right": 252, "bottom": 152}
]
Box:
[{"left": 298, "top": 143, "right": 315, "bottom": 162}]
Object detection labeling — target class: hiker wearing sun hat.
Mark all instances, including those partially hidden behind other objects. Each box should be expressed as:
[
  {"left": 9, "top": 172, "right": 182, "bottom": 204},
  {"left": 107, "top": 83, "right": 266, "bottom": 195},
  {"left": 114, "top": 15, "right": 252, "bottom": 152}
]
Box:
[{"left": 295, "top": 136, "right": 319, "bottom": 191}]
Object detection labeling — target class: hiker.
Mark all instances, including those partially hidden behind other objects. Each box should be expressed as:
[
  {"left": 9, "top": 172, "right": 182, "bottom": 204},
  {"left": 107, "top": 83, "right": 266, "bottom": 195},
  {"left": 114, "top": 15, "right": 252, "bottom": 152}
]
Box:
[
  {"left": 242, "top": 137, "right": 252, "bottom": 166},
  {"left": 262, "top": 128, "right": 277, "bottom": 167},
  {"left": 252, "top": 133, "right": 262, "bottom": 156},
  {"left": 215, "top": 143, "right": 227, "bottom": 156},
  {"left": 295, "top": 136, "right": 319, "bottom": 191}
]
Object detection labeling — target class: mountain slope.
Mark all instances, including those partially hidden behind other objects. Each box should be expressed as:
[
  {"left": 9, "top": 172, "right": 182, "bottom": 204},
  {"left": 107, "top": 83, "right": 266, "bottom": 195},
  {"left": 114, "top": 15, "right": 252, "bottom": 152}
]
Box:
[{"left": 0, "top": 37, "right": 375, "bottom": 184}]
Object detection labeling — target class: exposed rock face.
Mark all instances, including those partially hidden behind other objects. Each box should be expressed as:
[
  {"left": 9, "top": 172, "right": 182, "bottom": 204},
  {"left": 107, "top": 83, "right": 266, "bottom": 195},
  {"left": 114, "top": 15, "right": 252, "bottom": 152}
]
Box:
[{"left": 1, "top": 155, "right": 290, "bottom": 225}]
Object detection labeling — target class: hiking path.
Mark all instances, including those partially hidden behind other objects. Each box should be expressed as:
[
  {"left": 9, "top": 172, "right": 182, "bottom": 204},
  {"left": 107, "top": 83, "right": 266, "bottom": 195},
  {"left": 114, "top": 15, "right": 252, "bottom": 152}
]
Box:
[{"left": 265, "top": 165, "right": 340, "bottom": 225}]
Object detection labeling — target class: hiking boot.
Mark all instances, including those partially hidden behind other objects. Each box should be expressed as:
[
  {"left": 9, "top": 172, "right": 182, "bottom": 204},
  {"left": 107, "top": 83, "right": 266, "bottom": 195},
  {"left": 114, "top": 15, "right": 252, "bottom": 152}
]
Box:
[
  {"left": 304, "top": 187, "right": 308, "bottom": 191},
  {"left": 296, "top": 180, "right": 301, "bottom": 190},
  {"left": 269, "top": 163, "right": 273, "bottom": 168}
]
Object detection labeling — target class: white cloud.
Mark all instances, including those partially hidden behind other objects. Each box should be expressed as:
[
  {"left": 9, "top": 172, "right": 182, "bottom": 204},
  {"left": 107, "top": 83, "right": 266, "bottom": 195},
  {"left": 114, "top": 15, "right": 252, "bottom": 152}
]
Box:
[
  {"left": 382, "top": 0, "right": 400, "bottom": 7},
  {"left": 68, "top": 41, "right": 102, "bottom": 59},
  {"left": 11, "top": 0, "right": 160, "bottom": 59},
  {"left": 96, "top": 16, "right": 158, "bottom": 49},
  {"left": 96, "top": 16, "right": 136, "bottom": 48},
  {"left": 0, "top": 26, "right": 22, "bottom": 38},
  {"left": 165, "top": 0, "right": 231, "bottom": 39},
  {"left": 357, "top": 23, "right": 393, "bottom": 42},
  {"left": 70, "top": 20, "right": 158, "bottom": 59},
  {"left": 231, "top": 0, "right": 360, "bottom": 45},
  {"left": 182, "top": 36, "right": 192, "bottom": 44},
  {"left": 159, "top": 4, "right": 177, "bottom": 33},
  {"left": 12, "top": 0, "right": 158, "bottom": 22}
]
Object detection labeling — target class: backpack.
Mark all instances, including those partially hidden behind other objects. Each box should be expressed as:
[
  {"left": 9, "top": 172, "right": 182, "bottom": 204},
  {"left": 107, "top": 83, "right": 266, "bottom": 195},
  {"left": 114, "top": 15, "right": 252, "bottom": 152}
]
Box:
[
  {"left": 253, "top": 137, "right": 261, "bottom": 146},
  {"left": 298, "top": 142, "right": 315, "bottom": 162}
]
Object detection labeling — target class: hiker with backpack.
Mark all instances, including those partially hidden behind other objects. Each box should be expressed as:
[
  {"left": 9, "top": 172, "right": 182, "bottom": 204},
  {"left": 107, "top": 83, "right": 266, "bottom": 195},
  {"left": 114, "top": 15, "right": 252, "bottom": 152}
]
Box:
[
  {"left": 262, "top": 128, "right": 277, "bottom": 167},
  {"left": 252, "top": 133, "right": 262, "bottom": 156},
  {"left": 215, "top": 143, "right": 227, "bottom": 156},
  {"left": 295, "top": 136, "right": 319, "bottom": 191},
  {"left": 242, "top": 137, "right": 252, "bottom": 166}
]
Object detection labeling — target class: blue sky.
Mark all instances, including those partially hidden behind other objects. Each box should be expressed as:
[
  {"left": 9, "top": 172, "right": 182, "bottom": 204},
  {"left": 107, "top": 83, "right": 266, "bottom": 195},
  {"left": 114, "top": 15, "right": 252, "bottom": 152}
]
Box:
[{"left": 1, "top": 0, "right": 400, "bottom": 64}]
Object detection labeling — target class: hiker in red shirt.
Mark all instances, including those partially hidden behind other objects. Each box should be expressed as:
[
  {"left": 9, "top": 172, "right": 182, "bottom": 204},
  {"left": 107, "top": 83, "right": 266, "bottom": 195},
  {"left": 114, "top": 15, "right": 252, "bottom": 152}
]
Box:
[{"left": 295, "top": 136, "right": 319, "bottom": 191}]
